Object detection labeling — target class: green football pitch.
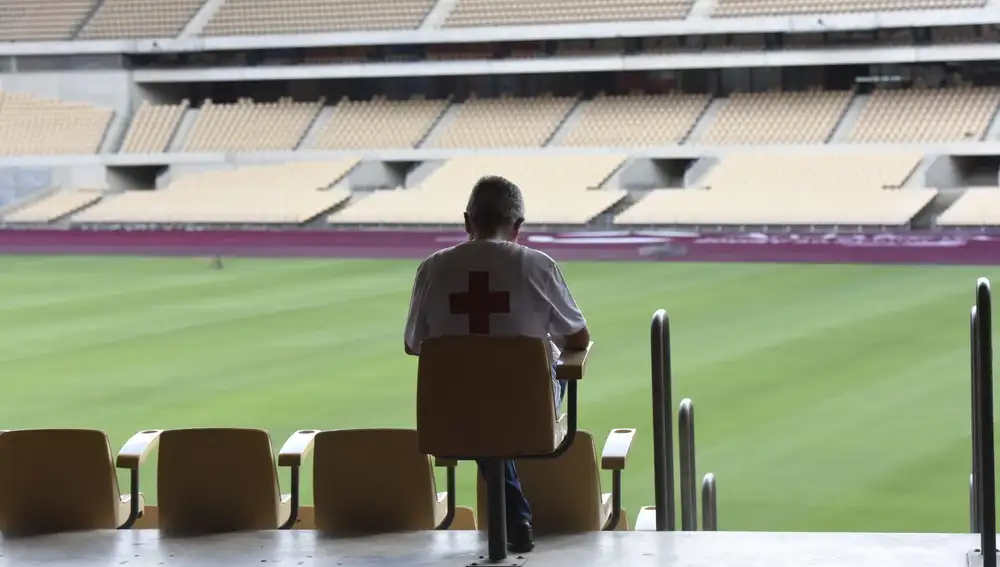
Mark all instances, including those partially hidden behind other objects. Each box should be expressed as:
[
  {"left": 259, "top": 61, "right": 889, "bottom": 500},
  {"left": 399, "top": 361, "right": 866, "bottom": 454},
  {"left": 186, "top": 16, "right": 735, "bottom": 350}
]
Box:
[{"left": 0, "top": 254, "right": 995, "bottom": 534}]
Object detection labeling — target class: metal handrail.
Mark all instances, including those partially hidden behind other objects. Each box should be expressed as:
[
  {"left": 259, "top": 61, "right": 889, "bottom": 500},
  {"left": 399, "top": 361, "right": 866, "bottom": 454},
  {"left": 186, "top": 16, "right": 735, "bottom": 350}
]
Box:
[
  {"left": 974, "top": 278, "right": 995, "bottom": 567},
  {"left": 679, "top": 398, "right": 698, "bottom": 531},
  {"left": 702, "top": 473, "right": 718, "bottom": 531},
  {"left": 651, "top": 309, "right": 676, "bottom": 531}
]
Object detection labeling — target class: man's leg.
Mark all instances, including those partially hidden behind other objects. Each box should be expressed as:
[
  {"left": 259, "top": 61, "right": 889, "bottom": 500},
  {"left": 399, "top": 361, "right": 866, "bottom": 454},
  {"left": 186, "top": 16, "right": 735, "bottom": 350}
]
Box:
[{"left": 476, "top": 459, "right": 534, "bottom": 551}]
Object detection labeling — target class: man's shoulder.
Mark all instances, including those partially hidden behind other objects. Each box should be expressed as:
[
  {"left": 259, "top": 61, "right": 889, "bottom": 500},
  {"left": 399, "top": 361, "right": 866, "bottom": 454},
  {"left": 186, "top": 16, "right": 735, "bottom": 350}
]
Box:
[{"left": 515, "top": 243, "right": 559, "bottom": 271}]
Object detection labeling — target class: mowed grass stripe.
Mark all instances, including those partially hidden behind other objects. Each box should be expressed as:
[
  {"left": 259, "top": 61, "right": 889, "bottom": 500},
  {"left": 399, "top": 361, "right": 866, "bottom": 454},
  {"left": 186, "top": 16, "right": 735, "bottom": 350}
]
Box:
[{"left": 0, "top": 256, "right": 994, "bottom": 533}]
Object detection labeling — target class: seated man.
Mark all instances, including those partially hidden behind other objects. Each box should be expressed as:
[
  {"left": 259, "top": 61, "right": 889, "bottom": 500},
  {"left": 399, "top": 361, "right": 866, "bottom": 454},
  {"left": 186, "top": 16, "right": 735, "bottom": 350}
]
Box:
[{"left": 404, "top": 175, "right": 591, "bottom": 552}]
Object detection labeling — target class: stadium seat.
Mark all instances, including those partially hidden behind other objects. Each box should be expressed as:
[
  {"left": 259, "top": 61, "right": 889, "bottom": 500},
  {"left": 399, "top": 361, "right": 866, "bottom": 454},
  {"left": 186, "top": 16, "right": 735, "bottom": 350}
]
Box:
[
  {"left": 0, "top": 429, "right": 160, "bottom": 535},
  {"left": 559, "top": 92, "right": 711, "bottom": 147},
  {"left": 444, "top": 0, "right": 693, "bottom": 27},
  {"left": 0, "top": 90, "right": 114, "bottom": 156},
  {"left": 475, "top": 429, "right": 635, "bottom": 533},
  {"left": 712, "top": 0, "right": 983, "bottom": 17},
  {"left": 1, "top": 189, "right": 103, "bottom": 223},
  {"left": 156, "top": 428, "right": 316, "bottom": 534},
  {"left": 77, "top": 0, "right": 206, "bottom": 39},
  {"left": 201, "top": 0, "right": 436, "bottom": 36},
  {"left": 0, "top": 0, "right": 96, "bottom": 41},
  {"left": 698, "top": 89, "right": 853, "bottom": 145},
  {"left": 416, "top": 336, "right": 591, "bottom": 558},
  {"left": 847, "top": 86, "right": 1000, "bottom": 143},
  {"left": 427, "top": 94, "right": 578, "bottom": 149},
  {"left": 285, "top": 428, "right": 461, "bottom": 534},
  {"left": 937, "top": 188, "right": 1000, "bottom": 227},
  {"left": 119, "top": 100, "right": 190, "bottom": 153}
]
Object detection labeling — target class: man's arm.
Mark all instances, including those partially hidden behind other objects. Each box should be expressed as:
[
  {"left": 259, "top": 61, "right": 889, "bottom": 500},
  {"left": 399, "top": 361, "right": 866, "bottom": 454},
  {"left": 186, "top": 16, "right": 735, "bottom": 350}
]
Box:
[
  {"left": 403, "top": 260, "right": 430, "bottom": 356},
  {"left": 543, "top": 260, "right": 590, "bottom": 350}
]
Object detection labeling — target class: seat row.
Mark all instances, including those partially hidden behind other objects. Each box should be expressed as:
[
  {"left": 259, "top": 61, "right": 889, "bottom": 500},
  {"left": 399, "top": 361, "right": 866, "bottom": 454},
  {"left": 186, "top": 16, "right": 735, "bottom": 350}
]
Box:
[{"left": 0, "top": 425, "right": 635, "bottom": 536}]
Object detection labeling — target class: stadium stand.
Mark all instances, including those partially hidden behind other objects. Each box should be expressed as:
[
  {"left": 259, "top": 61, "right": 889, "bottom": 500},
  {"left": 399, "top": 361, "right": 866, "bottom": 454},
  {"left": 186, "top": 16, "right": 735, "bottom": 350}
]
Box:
[
  {"left": 181, "top": 98, "right": 323, "bottom": 153},
  {"left": 558, "top": 93, "right": 711, "bottom": 147},
  {"left": 1, "top": 189, "right": 103, "bottom": 224},
  {"left": 312, "top": 96, "right": 450, "bottom": 150},
  {"left": 444, "top": 0, "right": 694, "bottom": 27},
  {"left": 0, "top": 0, "right": 96, "bottom": 41},
  {"left": 76, "top": 0, "right": 207, "bottom": 39},
  {"left": 0, "top": 90, "right": 113, "bottom": 156},
  {"left": 847, "top": 86, "right": 1000, "bottom": 143},
  {"left": 72, "top": 161, "right": 356, "bottom": 225},
  {"left": 613, "top": 153, "right": 936, "bottom": 226},
  {"left": 328, "top": 155, "right": 625, "bottom": 225},
  {"left": 119, "top": 100, "right": 190, "bottom": 153},
  {"left": 426, "top": 94, "right": 577, "bottom": 149},
  {"left": 937, "top": 188, "right": 1000, "bottom": 227},
  {"left": 201, "top": 0, "right": 437, "bottom": 36},
  {"left": 711, "top": 0, "right": 983, "bottom": 17},
  {"left": 698, "top": 90, "right": 853, "bottom": 145}
]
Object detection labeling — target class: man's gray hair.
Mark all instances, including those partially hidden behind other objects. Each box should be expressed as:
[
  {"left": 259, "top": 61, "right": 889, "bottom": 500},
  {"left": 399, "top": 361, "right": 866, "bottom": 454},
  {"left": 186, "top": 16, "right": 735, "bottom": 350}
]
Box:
[{"left": 465, "top": 175, "right": 525, "bottom": 231}]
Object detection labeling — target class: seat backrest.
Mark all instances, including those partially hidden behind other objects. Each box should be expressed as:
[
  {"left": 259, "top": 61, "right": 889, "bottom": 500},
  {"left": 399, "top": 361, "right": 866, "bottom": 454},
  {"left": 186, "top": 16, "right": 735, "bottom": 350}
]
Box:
[
  {"left": 475, "top": 431, "right": 604, "bottom": 533},
  {"left": 157, "top": 428, "right": 280, "bottom": 534},
  {"left": 417, "top": 336, "right": 558, "bottom": 458},
  {"left": 313, "top": 428, "right": 439, "bottom": 534},
  {"left": 0, "top": 429, "right": 119, "bottom": 535}
]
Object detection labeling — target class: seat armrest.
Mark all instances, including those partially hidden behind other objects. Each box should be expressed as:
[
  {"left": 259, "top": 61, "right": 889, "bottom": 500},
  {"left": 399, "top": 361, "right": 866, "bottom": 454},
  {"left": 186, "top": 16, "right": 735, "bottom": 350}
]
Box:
[
  {"left": 556, "top": 341, "right": 593, "bottom": 381},
  {"left": 434, "top": 457, "right": 458, "bottom": 468},
  {"left": 600, "top": 428, "right": 636, "bottom": 470},
  {"left": 277, "top": 430, "right": 319, "bottom": 467},
  {"left": 116, "top": 430, "right": 162, "bottom": 469}
]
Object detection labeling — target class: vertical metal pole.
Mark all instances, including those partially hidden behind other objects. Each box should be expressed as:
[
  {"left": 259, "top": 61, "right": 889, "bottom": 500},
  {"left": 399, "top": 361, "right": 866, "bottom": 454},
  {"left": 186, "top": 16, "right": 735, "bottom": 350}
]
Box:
[
  {"left": 701, "top": 473, "right": 718, "bottom": 531},
  {"left": 485, "top": 459, "right": 508, "bottom": 562},
  {"left": 651, "top": 309, "right": 676, "bottom": 531},
  {"left": 973, "top": 305, "right": 983, "bottom": 535},
  {"left": 975, "top": 278, "right": 995, "bottom": 567},
  {"left": 678, "top": 398, "right": 697, "bottom": 531}
]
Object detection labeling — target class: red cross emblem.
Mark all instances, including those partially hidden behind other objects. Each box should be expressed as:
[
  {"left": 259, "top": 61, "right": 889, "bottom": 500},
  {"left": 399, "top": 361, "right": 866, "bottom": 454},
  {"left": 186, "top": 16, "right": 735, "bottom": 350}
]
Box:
[{"left": 449, "top": 271, "right": 510, "bottom": 334}]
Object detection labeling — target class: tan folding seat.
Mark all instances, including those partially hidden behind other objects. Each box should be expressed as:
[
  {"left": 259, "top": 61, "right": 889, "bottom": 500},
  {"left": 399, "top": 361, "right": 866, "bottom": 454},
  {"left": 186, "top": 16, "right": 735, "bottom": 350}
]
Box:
[
  {"left": 282, "top": 428, "right": 465, "bottom": 534},
  {"left": 0, "top": 429, "right": 160, "bottom": 535},
  {"left": 417, "top": 336, "right": 601, "bottom": 560},
  {"left": 156, "top": 428, "right": 316, "bottom": 534},
  {"left": 475, "top": 429, "right": 634, "bottom": 533}
]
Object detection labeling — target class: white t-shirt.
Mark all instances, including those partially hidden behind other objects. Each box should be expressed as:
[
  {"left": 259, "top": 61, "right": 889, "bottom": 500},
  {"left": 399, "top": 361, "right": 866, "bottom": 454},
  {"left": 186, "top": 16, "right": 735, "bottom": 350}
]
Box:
[{"left": 404, "top": 239, "right": 587, "bottom": 382}]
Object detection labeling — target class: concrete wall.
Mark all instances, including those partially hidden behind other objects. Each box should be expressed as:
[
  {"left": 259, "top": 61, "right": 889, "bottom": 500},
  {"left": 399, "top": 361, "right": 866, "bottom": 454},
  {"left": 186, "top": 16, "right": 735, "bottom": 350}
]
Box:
[{"left": 922, "top": 155, "right": 962, "bottom": 189}]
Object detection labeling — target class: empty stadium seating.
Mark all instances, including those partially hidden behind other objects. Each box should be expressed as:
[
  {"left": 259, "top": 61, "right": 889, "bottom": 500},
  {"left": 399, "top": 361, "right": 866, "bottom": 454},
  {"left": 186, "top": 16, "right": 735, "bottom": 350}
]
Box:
[
  {"left": 181, "top": 98, "right": 322, "bottom": 153},
  {"left": 119, "top": 100, "right": 189, "bottom": 153},
  {"left": 937, "top": 188, "right": 1000, "bottom": 226},
  {"left": 1, "top": 189, "right": 103, "bottom": 223},
  {"left": 698, "top": 90, "right": 852, "bottom": 145},
  {"left": 847, "top": 87, "right": 1000, "bottom": 143},
  {"left": 0, "top": 90, "right": 113, "bottom": 156},
  {"left": 0, "top": 0, "right": 95, "bottom": 41},
  {"left": 312, "top": 96, "right": 450, "bottom": 150},
  {"left": 614, "top": 153, "right": 935, "bottom": 226},
  {"left": 328, "top": 155, "right": 625, "bottom": 225},
  {"left": 77, "top": 0, "right": 206, "bottom": 39},
  {"left": 444, "top": 0, "right": 694, "bottom": 27},
  {"left": 72, "top": 161, "right": 356, "bottom": 225},
  {"left": 427, "top": 95, "right": 577, "bottom": 149},
  {"left": 201, "top": 0, "right": 436, "bottom": 36},
  {"left": 558, "top": 93, "right": 711, "bottom": 147},
  {"left": 712, "top": 0, "right": 983, "bottom": 17}
]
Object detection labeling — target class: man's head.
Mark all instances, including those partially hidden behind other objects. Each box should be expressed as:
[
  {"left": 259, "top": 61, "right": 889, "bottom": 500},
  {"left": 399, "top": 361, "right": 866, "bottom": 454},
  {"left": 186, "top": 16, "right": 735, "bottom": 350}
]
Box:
[{"left": 464, "top": 175, "right": 525, "bottom": 241}]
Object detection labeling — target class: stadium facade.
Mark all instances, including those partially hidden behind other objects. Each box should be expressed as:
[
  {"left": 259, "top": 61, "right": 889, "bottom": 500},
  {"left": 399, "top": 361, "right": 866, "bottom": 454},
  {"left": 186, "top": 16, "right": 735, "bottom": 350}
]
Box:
[{"left": 0, "top": 0, "right": 998, "bottom": 231}]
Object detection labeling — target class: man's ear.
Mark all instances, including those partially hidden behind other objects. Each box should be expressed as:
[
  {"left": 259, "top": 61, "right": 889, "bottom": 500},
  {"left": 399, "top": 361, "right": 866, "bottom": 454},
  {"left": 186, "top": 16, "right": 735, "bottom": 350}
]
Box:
[
  {"left": 464, "top": 213, "right": 472, "bottom": 238},
  {"left": 511, "top": 218, "right": 524, "bottom": 241}
]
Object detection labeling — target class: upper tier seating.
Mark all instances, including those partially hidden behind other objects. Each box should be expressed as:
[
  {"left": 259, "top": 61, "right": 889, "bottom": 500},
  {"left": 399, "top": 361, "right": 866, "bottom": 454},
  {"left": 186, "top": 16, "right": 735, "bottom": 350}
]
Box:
[
  {"left": 712, "top": 0, "right": 983, "bottom": 17},
  {"left": 119, "top": 100, "right": 189, "bottom": 153},
  {"left": 698, "top": 90, "right": 853, "bottom": 145},
  {"left": 847, "top": 86, "right": 1000, "bottom": 144},
  {"left": 614, "top": 152, "right": 935, "bottom": 226},
  {"left": 72, "top": 161, "right": 357, "bottom": 225},
  {"left": 0, "top": 90, "right": 113, "bottom": 156},
  {"left": 1, "top": 189, "right": 103, "bottom": 223},
  {"left": 444, "top": 0, "right": 693, "bottom": 27},
  {"left": 427, "top": 95, "right": 577, "bottom": 149},
  {"left": 937, "top": 188, "right": 1000, "bottom": 227},
  {"left": 0, "top": 0, "right": 95, "bottom": 41},
  {"left": 558, "top": 93, "right": 711, "bottom": 147},
  {"left": 312, "top": 96, "right": 450, "bottom": 150},
  {"left": 328, "top": 155, "right": 626, "bottom": 225},
  {"left": 77, "top": 0, "right": 206, "bottom": 39},
  {"left": 202, "top": 0, "right": 436, "bottom": 36},
  {"left": 181, "top": 98, "right": 323, "bottom": 153}
]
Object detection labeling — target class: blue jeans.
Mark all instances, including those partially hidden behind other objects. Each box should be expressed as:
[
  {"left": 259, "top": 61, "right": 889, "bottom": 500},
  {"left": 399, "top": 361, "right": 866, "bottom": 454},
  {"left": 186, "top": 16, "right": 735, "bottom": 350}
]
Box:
[{"left": 476, "top": 375, "right": 566, "bottom": 530}]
